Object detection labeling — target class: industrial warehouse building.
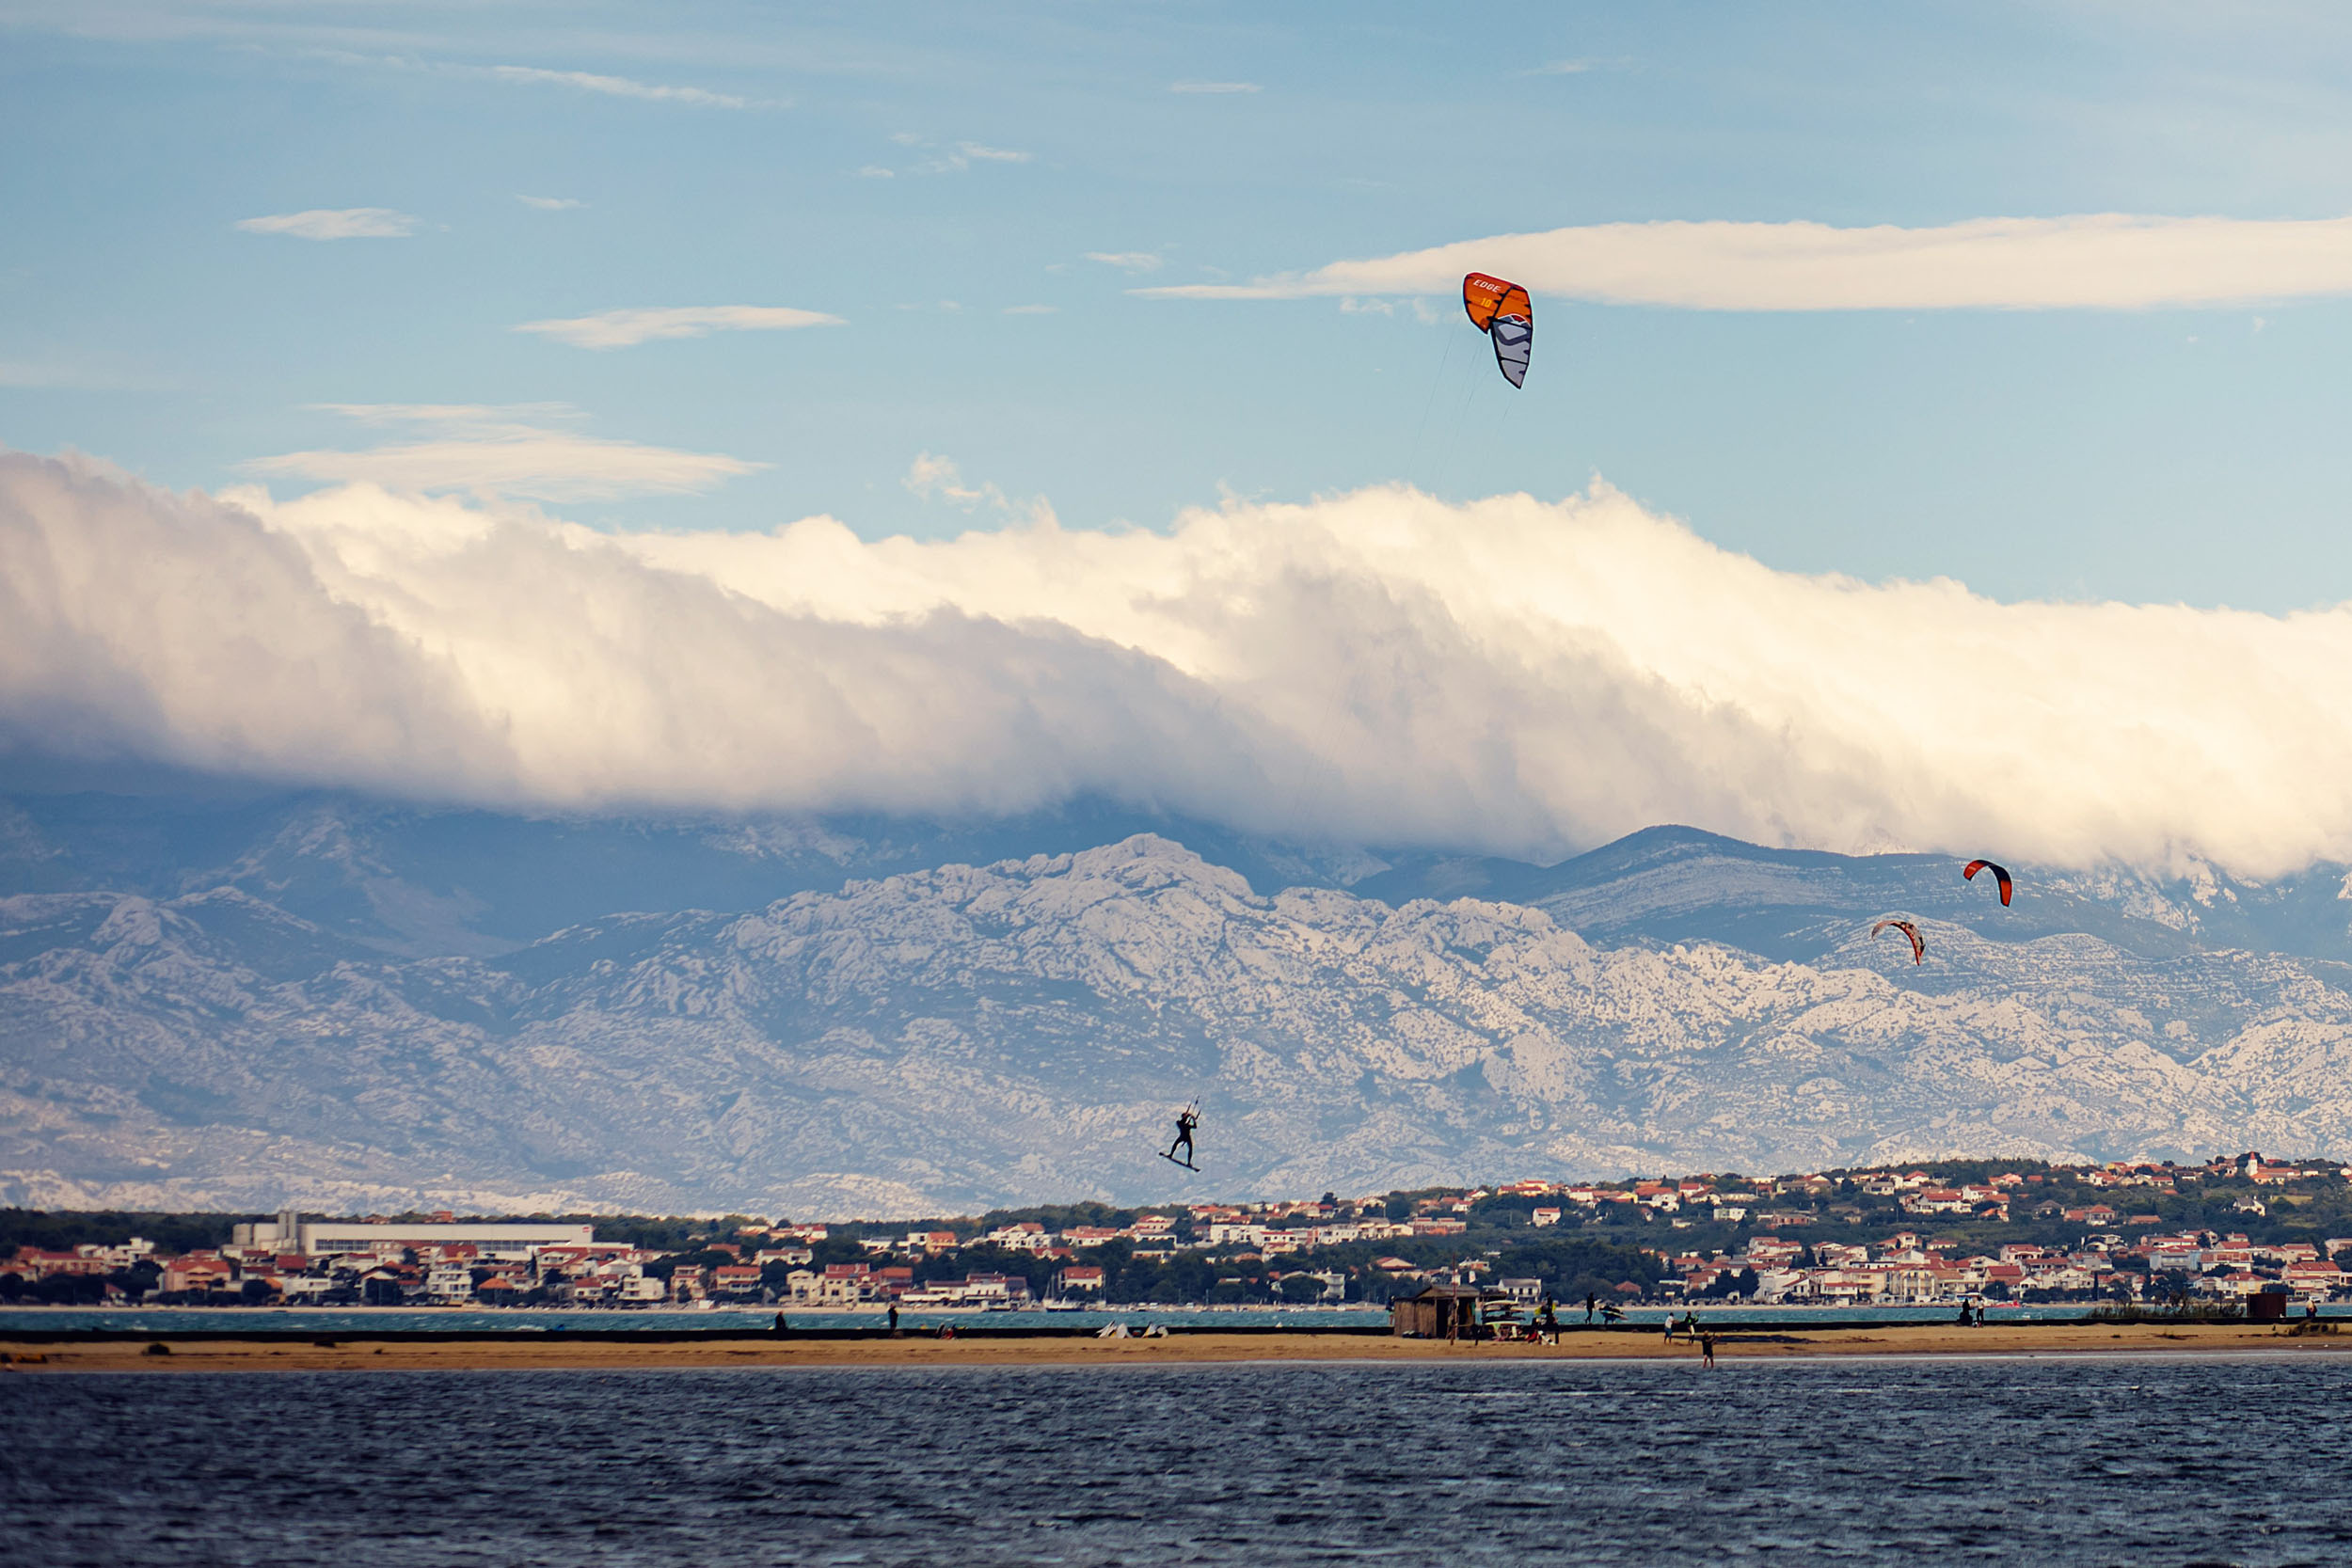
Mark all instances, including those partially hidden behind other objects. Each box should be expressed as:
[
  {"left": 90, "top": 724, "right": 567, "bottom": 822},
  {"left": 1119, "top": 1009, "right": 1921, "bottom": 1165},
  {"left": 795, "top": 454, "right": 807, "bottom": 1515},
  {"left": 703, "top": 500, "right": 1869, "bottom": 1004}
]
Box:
[{"left": 230, "top": 1210, "right": 594, "bottom": 1258}]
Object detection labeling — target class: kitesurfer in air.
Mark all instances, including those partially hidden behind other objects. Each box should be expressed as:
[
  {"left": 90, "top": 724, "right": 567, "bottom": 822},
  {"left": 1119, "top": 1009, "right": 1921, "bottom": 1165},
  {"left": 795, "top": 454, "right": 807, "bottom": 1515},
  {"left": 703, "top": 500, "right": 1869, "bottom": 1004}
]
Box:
[{"left": 1164, "top": 1106, "right": 1200, "bottom": 1170}]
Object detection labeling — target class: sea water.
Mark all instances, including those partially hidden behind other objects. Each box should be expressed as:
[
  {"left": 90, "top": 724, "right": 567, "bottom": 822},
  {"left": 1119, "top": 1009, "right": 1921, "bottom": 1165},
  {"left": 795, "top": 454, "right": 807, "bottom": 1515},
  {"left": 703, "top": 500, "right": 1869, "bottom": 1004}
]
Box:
[{"left": 8, "top": 1354, "right": 2351, "bottom": 1564}]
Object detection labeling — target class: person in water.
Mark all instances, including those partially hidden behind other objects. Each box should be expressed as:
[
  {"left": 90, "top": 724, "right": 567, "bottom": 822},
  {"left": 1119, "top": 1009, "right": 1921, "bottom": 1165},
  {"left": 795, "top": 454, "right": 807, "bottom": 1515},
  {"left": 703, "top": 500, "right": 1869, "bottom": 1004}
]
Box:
[{"left": 1167, "top": 1107, "right": 1200, "bottom": 1166}]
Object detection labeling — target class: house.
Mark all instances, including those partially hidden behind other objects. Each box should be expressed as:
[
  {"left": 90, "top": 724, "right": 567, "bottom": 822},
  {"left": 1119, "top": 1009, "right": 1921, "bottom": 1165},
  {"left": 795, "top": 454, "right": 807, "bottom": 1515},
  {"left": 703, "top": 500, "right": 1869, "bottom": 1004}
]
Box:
[
  {"left": 1902, "top": 1189, "right": 1974, "bottom": 1215},
  {"left": 160, "top": 1254, "right": 234, "bottom": 1294},
  {"left": 986, "top": 1223, "right": 1053, "bottom": 1253},
  {"left": 1056, "top": 1265, "right": 1106, "bottom": 1295},
  {"left": 944, "top": 1273, "right": 1029, "bottom": 1304},
  {"left": 6, "top": 1248, "right": 112, "bottom": 1280},
  {"left": 1531, "top": 1208, "right": 1562, "bottom": 1228},
  {"left": 710, "top": 1265, "right": 764, "bottom": 1299}
]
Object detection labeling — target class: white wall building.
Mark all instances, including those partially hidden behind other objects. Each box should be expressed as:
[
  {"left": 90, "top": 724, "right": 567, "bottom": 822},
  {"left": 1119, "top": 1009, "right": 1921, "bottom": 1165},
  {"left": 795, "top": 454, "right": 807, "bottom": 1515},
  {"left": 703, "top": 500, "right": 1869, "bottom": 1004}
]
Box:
[{"left": 297, "top": 1221, "right": 596, "bottom": 1259}]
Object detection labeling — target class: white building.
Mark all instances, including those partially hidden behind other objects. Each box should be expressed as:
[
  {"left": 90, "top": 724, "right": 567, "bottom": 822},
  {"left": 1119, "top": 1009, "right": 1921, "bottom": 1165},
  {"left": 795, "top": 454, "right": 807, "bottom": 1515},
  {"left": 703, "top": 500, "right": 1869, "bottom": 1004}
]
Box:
[
  {"left": 295, "top": 1220, "right": 596, "bottom": 1259},
  {"left": 425, "top": 1264, "right": 474, "bottom": 1302}
]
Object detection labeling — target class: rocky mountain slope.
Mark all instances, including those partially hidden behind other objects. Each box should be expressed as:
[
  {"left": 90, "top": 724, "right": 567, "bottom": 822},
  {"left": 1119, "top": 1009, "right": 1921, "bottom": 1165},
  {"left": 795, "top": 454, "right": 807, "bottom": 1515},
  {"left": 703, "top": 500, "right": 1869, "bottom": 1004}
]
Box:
[{"left": 7, "top": 791, "right": 2352, "bottom": 1216}]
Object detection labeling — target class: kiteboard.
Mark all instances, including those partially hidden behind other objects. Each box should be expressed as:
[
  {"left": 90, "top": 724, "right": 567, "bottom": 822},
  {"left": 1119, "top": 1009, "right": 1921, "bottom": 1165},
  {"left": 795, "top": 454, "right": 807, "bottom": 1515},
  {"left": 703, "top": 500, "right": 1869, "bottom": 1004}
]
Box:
[{"left": 1158, "top": 1150, "right": 1199, "bottom": 1172}]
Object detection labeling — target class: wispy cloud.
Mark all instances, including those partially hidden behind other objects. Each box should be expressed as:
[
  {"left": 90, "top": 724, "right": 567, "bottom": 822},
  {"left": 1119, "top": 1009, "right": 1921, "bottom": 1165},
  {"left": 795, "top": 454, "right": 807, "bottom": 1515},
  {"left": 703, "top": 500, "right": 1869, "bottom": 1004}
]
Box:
[
  {"left": 1528, "top": 58, "right": 1596, "bottom": 75},
  {"left": 1140, "top": 214, "right": 2352, "bottom": 310},
  {"left": 235, "top": 208, "right": 418, "bottom": 241},
  {"left": 516, "top": 195, "right": 584, "bottom": 211},
  {"left": 902, "top": 452, "right": 1048, "bottom": 522},
  {"left": 879, "top": 137, "right": 1031, "bottom": 176},
  {"left": 855, "top": 165, "right": 896, "bottom": 179},
  {"left": 1170, "top": 80, "right": 1260, "bottom": 93},
  {"left": 1001, "top": 305, "right": 1057, "bottom": 315},
  {"left": 240, "top": 404, "right": 760, "bottom": 501},
  {"left": 1085, "top": 250, "right": 1164, "bottom": 273},
  {"left": 0, "top": 356, "right": 168, "bottom": 391},
  {"left": 919, "top": 141, "right": 1031, "bottom": 173},
  {"left": 513, "top": 305, "right": 844, "bottom": 350},
  {"left": 483, "top": 65, "right": 750, "bottom": 109}
]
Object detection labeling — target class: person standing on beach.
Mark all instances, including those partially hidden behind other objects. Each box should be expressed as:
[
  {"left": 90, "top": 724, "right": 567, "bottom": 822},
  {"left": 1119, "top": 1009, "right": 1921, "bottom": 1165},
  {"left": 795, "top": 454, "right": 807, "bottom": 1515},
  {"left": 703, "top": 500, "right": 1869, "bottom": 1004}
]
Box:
[
  {"left": 887, "top": 1303, "right": 900, "bottom": 1333},
  {"left": 1585, "top": 1291, "right": 1598, "bottom": 1323}
]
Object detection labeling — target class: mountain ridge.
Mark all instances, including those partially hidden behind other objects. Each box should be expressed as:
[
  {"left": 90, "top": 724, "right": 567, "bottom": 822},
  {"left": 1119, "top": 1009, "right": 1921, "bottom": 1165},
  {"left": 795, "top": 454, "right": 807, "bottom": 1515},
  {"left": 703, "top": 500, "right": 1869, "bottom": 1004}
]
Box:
[{"left": 7, "top": 794, "right": 2352, "bottom": 1216}]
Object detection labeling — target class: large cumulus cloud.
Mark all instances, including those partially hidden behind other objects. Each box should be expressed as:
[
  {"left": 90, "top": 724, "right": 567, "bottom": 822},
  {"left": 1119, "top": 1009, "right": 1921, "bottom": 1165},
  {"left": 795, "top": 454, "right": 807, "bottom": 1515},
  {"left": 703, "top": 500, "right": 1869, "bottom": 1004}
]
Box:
[{"left": 5, "top": 446, "right": 2351, "bottom": 875}]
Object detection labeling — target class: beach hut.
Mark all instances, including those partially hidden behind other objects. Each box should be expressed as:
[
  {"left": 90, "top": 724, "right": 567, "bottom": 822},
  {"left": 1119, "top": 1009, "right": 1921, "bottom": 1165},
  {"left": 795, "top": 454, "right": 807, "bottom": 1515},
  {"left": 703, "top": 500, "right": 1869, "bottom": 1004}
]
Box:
[{"left": 1389, "top": 1284, "right": 1488, "bottom": 1338}]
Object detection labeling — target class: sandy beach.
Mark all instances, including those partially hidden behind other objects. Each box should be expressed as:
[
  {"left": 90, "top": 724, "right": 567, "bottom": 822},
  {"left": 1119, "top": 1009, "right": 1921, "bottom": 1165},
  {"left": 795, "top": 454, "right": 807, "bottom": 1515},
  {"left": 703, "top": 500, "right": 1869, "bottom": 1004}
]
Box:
[{"left": 4, "top": 1321, "right": 2345, "bottom": 1373}]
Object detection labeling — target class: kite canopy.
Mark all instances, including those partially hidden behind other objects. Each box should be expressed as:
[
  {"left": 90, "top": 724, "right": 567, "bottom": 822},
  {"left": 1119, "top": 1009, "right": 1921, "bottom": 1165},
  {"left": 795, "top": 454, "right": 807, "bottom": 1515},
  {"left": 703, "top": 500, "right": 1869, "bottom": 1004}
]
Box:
[
  {"left": 1462, "top": 272, "right": 1534, "bottom": 388},
  {"left": 1963, "top": 859, "right": 2014, "bottom": 907},
  {"left": 1872, "top": 918, "right": 1925, "bottom": 965}
]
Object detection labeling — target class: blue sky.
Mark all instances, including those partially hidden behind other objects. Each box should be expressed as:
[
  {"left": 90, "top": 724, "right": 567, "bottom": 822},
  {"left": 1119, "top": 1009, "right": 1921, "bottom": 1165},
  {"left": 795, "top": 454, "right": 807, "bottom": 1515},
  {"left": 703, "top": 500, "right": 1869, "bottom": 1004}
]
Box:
[{"left": 8, "top": 1, "right": 2352, "bottom": 609}]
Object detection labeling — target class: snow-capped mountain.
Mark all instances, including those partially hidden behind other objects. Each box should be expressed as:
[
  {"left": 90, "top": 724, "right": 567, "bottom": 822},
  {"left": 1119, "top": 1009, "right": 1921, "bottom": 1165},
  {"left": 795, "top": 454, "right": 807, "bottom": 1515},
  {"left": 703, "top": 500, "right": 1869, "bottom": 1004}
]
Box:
[{"left": 6, "top": 790, "right": 2352, "bottom": 1217}]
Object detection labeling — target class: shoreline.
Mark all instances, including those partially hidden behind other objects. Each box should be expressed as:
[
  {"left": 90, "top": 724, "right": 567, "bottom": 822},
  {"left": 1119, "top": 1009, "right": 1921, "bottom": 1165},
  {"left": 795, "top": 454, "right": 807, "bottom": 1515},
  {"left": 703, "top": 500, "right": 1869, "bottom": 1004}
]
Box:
[{"left": 6, "top": 1321, "right": 2346, "bottom": 1372}]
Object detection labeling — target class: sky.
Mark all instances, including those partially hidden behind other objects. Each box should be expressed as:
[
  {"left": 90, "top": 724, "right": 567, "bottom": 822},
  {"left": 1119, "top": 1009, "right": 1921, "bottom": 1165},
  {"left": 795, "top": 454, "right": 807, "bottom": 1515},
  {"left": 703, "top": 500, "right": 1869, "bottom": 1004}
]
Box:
[
  {"left": 10, "top": 3, "right": 2352, "bottom": 871},
  {"left": 8, "top": 0, "right": 2352, "bottom": 606}
]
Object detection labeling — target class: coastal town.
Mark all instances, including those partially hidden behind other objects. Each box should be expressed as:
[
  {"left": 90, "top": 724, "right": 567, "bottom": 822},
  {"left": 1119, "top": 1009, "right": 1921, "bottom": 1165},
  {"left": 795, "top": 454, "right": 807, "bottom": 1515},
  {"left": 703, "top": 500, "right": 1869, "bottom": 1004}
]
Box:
[{"left": 6, "top": 1151, "right": 2350, "bottom": 1315}]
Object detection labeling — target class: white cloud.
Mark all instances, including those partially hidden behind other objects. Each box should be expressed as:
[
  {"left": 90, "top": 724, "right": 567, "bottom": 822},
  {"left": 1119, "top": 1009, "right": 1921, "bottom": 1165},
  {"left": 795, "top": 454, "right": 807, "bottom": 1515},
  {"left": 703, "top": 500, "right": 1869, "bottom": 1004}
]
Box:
[
  {"left": 1170, "top": 81, "right": 1261, "bottom": 93},
  {"left": 900, "top": 452, "right": 1041, "bottom": 517},
  {"left": 235, "top": 208, "right": 418, "bottom": 241},
  {"left": 1529, "top": 59, "right": 1596, "bottom": 75},
  {"left": 516, "top": 195, "right": 584, "bottom": 210},
  {"left": 513, "top": 305, "right": 845, "bottom": 349},
  {"left": 1140, "top": 214, "right": 2352, "bottom": 310},
  {"left": 1001, "top": 304, "right": 1057, "bottom": 315},
  {"left": 483, "top": 65, "right": 748, "bottom": 109},
  {"left": 238, "top": 406, "right": 760, "bottom": 501},
  {"left": 1085, "top": 250, "right": 1164, "bottom": 273},
  {"left": 903, "top": 140, "right": 1032, "bottom": 174},
  {"left": 0, "top": 357, "right": 165, "bottom": 391},
  {"left": 19, "top": 449, "right": 2352, "bottom": 877},
  {"left": 855, "top": 165, "right": 896, "bottom": 178}
]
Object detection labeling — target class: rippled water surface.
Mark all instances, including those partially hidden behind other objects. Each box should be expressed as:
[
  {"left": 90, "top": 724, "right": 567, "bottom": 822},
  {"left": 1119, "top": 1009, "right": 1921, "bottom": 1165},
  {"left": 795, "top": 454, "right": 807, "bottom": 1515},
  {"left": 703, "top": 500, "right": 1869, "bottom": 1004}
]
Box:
[{"left": 8, "top": 1356, "right": 2352, "bottom": 1565}]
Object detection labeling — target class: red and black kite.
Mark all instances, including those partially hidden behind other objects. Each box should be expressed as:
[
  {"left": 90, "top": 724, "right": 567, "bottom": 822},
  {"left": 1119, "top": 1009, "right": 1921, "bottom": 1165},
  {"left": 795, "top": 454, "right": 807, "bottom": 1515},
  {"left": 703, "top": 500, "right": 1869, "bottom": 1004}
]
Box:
[
  {"left": 1963, "top": 860, "right": 2013, "bottom": 907},
  {"left": 1872, "top": 918, "right": 1925, "bottom": 965}
]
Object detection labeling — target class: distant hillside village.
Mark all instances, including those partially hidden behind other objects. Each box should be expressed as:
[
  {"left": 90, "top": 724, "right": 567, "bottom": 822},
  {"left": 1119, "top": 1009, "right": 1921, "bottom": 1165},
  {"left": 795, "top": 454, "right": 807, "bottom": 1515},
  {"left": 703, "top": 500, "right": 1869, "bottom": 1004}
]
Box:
[{"left": 7, "top": 1152, "right": 2352, "bottom": 1312}]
